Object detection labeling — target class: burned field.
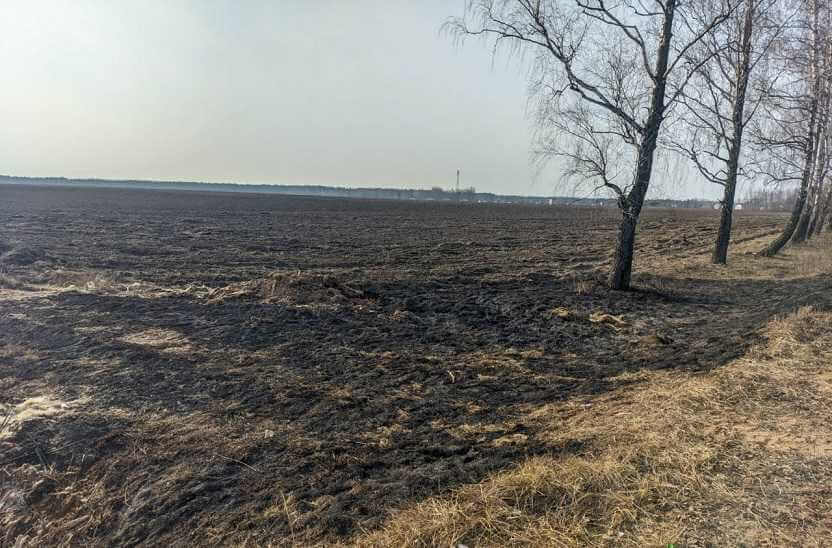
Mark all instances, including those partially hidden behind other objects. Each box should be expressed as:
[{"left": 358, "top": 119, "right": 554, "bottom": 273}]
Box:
[{"left": 1, "top": 184, "right": 830, "bottom": 545}]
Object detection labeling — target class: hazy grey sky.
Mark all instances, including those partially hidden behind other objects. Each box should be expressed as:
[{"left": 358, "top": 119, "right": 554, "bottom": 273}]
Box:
[{"left": 1, "top": 1, "right": 716, "bottom": 198}]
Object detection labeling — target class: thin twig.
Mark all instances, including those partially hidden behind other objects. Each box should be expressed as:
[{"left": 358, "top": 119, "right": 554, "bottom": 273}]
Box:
[{"left": 211, "top": 452, "right": 261, "bottom": 473}]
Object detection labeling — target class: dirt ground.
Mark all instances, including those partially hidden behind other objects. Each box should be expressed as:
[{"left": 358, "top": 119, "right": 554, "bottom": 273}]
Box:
[{"left": 1, "top": 184, "right": 830, "bottom": 546}]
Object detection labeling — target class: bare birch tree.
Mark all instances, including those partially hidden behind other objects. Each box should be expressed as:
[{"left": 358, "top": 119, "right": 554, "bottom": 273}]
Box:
[
  {"left": 671, "top": 0, "right": 791, "bottom": 264},
  {"left": 754, "top": 0, "right": 830, "bottom": 256},
  {"left": 794, "top": 63, "right": 832, "bottom": 241},
  {"left": 446, "top": 0, "right": 737, "bottom": 290}
]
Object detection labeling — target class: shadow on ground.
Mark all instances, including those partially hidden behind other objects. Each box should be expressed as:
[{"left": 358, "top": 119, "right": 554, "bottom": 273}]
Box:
[{"left": 2, "top": 265, "right": 830, "bottom": 544}]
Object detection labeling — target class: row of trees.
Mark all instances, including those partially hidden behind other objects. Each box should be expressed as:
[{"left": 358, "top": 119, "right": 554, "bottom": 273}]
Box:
[
  {"left": 448, "top": 0, "right": 832, "bottom": 289},
  {"left": 741, "top": 186, "right": 801, "bottom": 211}
]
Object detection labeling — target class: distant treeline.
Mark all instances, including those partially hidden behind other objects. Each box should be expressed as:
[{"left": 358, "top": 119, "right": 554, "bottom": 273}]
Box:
[
  {"left": 0, "top": 175, "right": 566, "bottom": 205},
  {"left": 741, "top": 187, "right": 799, "bottom": 212},
  {"left": 2, "top": 175, "right": 729, "bottom": 209}
]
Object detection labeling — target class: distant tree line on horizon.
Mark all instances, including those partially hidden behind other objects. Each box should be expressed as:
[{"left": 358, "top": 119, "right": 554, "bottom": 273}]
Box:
[
  {"left": 0, "top": 174, "right": 723, "bottom": 208},
  {"left": 741, "top": 186, "right": 802, "bottom": 211}
]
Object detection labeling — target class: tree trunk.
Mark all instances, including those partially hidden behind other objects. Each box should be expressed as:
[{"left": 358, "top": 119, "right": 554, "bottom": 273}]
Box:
[
  {"left": 607, "top": 133, "right": 659, "bottom": 289},
  {"left": 807, "top": 120, "right": 830, "bottom": 239},
  {"left": 794, "top": 127, "right": 826, "bottom": 242},
  {"left": 607, "top": 0, "right": 676, "bottom": 290},
  {"left": 806, "top": 187, "right": 824, "bottom": 235},
  {"left": 713, "top": 183, "right": 736, "bottom": 264},
  {"left": 713, "top": 0, "right": 754, "bottom": 265},
  {"left": 793, "top": 184, "right": 817, "bottom": 243},
  {"left": 807, "top": 178, "right": 825, "bottom": 237},
  {"left": 816, "top": 186, "right": 832, "bottom": 233},
  {"left": 760, "top": 159, "right": 813, "bottom": 256},
  {"left": 609, "top": 214, "right": 638, "bottom": 290}
]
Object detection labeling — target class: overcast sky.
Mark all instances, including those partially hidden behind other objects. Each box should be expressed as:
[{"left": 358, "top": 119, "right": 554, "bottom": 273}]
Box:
[{"left": 0, "top": 1, "right": 716, "bottom": 198}]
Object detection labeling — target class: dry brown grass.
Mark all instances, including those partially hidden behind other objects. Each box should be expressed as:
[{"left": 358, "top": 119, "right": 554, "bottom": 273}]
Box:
[
  {"left": 352, "top": 446, "right": 691, "bottom": 547},
  {"left": 659, "top": 232, "right": 832, "bottom": 283}
]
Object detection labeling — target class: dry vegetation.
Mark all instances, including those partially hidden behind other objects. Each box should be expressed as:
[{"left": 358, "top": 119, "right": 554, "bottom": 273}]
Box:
[
  {"left": 357, "top": 304, "right": 832, "bottom": 546},
  {"left": 1, "top": 185, "right": 831, "bottom": 546}
]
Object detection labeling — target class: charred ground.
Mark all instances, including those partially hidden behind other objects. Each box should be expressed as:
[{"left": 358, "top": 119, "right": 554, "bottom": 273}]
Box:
[{"left": 1, "top": 185, "right": 829, "bottom": 546}]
